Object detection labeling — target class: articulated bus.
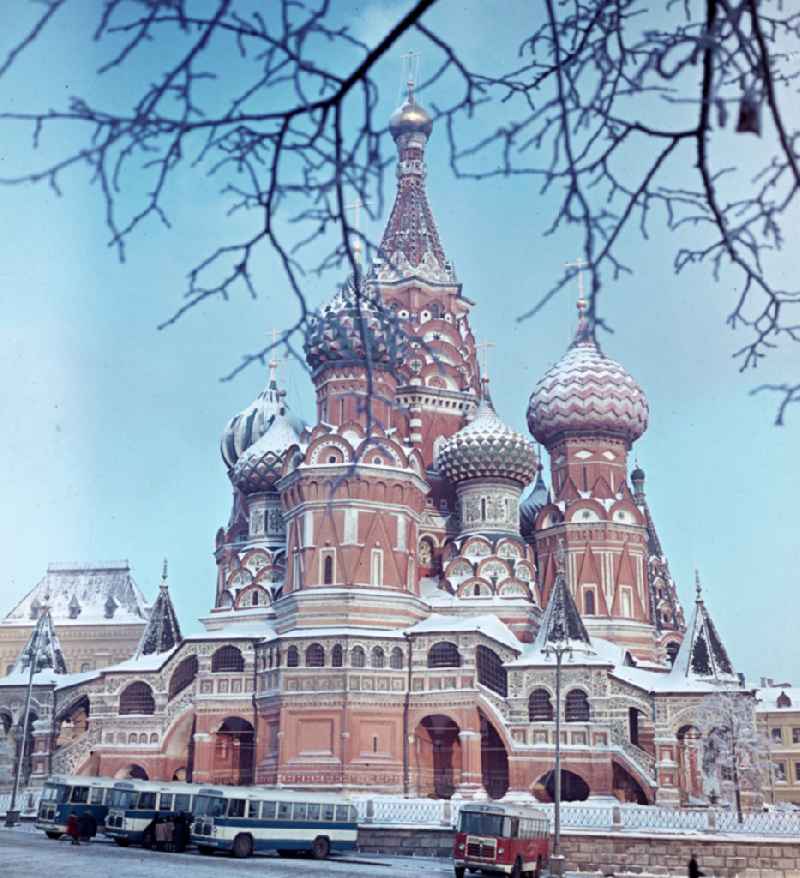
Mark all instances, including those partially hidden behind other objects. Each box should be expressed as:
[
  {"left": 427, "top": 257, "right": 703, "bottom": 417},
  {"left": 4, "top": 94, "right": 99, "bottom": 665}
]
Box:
[
  {"left": 191, "top": 787, "right": 358, "bottom": 859},
  {"left": 453, "top": 802, "right": 550, "bottom": 878},
  {"left": 104, "top": 779, "right": 201, "bottom": 848},
  {"left": 36, "top": 775, "right": 117, "bottom": 840}
]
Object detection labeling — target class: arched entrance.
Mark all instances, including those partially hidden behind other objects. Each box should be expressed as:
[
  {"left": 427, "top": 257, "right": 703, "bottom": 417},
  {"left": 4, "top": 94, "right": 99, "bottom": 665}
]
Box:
[
  {"left": 114, "top": 764, "right": 148, "bottom": 780},
  {"left": 212, "top": 717, "right": 255, "bottom": 786},
  {"left": 677, "top": 725, "right": 703, "bottom": 804},
  {"left": 480, "top": 714, "right": 509, "bottom": 800},
  {"left": 612, "top": 761, "right": 649, "bottom": 804},
  {"left": 413, "top": 715, "right": 461, "bottom": 799},
  {"left": 536, "top": 768, "right": 590, "bottom": 802},
  {"left": 55, "top": 696, "right": 90, "bottom": 749}
]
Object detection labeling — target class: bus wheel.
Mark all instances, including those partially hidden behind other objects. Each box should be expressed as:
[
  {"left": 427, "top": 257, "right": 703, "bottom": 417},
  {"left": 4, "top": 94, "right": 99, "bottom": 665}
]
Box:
[
  {"left": 511, "top": 857, "right": 522, "bottom": 878},
  {"left": 311, "top": 836, "right": 330, "bottom": 860},
  {"left": 45, "top": 832, "right": 61, "bottom": 840},
  {"left": 198, "top": 846, "right": 214, "bottom": 856},
  {"left": 232, "top": 833, "right": 253, "bottom": 859},
  {"left": 142, "top": 828, "right": 155, "bottom": 850},
  {"left": 113, "top": 838, "right": 130, "bottom": 847}
]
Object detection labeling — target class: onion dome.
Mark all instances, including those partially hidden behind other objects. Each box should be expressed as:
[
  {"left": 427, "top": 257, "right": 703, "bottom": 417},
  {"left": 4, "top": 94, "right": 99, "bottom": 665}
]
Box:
[
  {"left": 527, "top": 299, "right": 649, "bottom": 447},
  {"left": 389, "top": 93, "right": 433, "bottom": 140},
  {"left": 230, "top": 408, "right": 302, "bottom": 494},
  {"left": 437, "top": 382, "right": 538, "bottom": 486},
  {"left": 304, "top": 275, "right": 406, "bottom": 374},
  {"left": 520, "top": 465, "right": 549, "bottom": 539},
  {"left": 221, "top": 366, "right": 305, "bottom": 471}
]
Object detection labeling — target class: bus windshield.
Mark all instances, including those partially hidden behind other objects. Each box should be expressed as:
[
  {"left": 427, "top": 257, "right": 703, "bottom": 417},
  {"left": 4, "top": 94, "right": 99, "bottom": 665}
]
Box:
[
  {"left": 459, "top": 811, "right": 505, "bottom": 837},
  {"left": 194, "top": 796, "right": 227, "bottom": 818},
  {"left": 108, "top": 789, "right": 137, "bottom": 809},
  {"left": 42, "top": 784, "right": 69, "bottom": 804}
]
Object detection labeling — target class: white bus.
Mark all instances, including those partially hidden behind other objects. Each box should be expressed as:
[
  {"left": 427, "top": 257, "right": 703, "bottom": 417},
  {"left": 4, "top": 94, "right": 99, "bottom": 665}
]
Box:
[
  {"left": 104, "top": 779, "right": 202, "bottom": 849},
  {"left": 190, "top": 786, "right": 358, "bottom": 859},
  {"left": 35, "top": 775, "right": 117, "bottom": 839}
]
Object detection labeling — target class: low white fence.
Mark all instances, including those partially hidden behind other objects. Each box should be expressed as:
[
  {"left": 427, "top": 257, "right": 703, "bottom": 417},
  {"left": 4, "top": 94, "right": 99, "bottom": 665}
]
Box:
[
  {"left": 0, "top": 788, "right": 42, "bottom": 818},
  {"left": 352, "top": 795, "right": 800, "bottom": 838}
]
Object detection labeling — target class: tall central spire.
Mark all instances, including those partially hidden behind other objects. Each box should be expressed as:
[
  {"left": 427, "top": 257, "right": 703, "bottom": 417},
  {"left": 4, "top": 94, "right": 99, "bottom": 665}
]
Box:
[{"left": 373, "top": 78, "right": 455, "bottom": 286}]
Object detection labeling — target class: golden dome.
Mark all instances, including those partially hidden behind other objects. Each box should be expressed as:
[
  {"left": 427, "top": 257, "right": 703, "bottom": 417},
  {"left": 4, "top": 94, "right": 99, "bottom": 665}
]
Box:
[{"left": 389, "top": 95, "right": 433, "bottom": 139}]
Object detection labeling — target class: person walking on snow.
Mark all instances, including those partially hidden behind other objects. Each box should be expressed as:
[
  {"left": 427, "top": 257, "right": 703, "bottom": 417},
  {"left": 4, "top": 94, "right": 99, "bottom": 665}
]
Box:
[
  {"left": 66, "top": 812, "right": 80, "bottom": 846},
  {"left": 688, "top": 853, "right": 704, "bottom": 877}
]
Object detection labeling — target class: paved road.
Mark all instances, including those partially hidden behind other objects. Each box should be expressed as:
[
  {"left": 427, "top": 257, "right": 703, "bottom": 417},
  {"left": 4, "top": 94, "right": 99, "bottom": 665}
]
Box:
[{"left": 0, "top": 827, "right": 455, "bottom": 878}]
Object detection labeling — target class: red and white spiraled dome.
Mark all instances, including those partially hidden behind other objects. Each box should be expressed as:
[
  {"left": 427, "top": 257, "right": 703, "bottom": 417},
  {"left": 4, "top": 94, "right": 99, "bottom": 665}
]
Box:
[{"left": 527, "top": 304, "right": 649, "bottom": 447}]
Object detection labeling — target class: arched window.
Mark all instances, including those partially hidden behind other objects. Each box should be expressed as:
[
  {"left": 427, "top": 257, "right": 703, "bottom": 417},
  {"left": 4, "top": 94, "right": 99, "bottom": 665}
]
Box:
[
  {"left": 323, "top": 553, "right": 334, "bottom": 585},
  {"left": 371, "top": 646, "right": 385, "bottom": 668},
  {"left": 168, "top": 654, "right": 198, "bottom": 700},
  {"left": 584, "top": 589, "right": 596, "bottom": 615},
  {"left": 389, "top": 647, "right": 404, "bottom": 670},
  {"left": 528, "top": 688, "right": 554, "bottom": 721},
  {"left": 119, "top": 682, "right": 155, "bottom": 716},
  {"left": 427, "top": 641, "right": 461, "bottom": 668},
  {"left": 331, "top": 644, "right": 344, "bottom": 667},
  {"left": 287, "top": 646, "right": 299, "bottom": 668},
  {"left": 351, "top": 646, "right": 366, "bottom": 668},
  {"left": 666, "top": 641, "right": 680, "bottom": 665},
  {"left": 306, "top": 643, "right": 325, "bottom": 667},
  {"left": 476, "top": 645, "right": 507, "bottom": 697},
  {"left": 211, "top": 645, "right": 244, "bottom": 673},
  {"left": 565, "top": 689, "right": 590, "bottom": 722}
]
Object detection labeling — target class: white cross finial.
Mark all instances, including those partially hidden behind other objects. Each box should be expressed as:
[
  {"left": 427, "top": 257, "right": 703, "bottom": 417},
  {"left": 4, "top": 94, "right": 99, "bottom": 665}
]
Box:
[
  {"left": 400, "top": 50, "right": 420, "bottom": 100},
  {"left": 476, "top": 340, "right": 496, "bottom": 384},
  {"left": 268, "top": 327, "right": 281, "bottom": 383},
  {"left": 564, "top": 255, "right": 589, "bottom": 306},
  {"left": 346, "top": 197, "right": 369, "bottom": 265}
]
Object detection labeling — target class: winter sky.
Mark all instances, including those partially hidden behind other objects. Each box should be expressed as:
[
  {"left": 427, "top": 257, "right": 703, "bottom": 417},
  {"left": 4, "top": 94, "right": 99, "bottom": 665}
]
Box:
[{"left": 0, "top": 1, "right": 796, "bottom": 685}]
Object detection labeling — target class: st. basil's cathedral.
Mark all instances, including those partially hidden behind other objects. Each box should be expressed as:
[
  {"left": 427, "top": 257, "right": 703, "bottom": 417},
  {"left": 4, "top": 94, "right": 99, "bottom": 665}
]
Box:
[{"left": 0, "top": 87, "right": 750, "bottom": 809}]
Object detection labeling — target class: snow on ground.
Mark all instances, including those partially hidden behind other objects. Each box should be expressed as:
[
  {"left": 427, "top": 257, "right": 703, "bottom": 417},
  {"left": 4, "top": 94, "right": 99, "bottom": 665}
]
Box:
[{"left": 0, "top": 827, "right": 454, "bottom": 878}]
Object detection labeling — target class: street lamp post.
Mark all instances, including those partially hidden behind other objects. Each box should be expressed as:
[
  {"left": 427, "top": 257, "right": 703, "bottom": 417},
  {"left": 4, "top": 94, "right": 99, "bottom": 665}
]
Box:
[
  {"left": 543, "top": 638, "right": 571, "bottom": 877},
  {"left": 5, "top": 619, "right": 43, "bottom": 827}
]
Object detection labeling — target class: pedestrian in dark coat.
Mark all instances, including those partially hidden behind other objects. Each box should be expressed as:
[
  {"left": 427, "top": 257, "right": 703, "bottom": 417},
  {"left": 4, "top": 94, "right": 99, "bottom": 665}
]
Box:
[
  {"left": 688, "top": 853, "right": 704, "bottom": 877},
  {"left": 66, "top": 813, "right": 80, "bottom": 846}
]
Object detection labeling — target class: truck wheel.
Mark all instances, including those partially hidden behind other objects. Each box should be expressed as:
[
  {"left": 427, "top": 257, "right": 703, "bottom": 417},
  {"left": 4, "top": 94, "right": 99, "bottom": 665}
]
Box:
[
  {"left": 232, "top": 833, "right": 253, "bottom": 859},
  {"left": 311, "top": 836, "right": 330, "bottom": 860}
]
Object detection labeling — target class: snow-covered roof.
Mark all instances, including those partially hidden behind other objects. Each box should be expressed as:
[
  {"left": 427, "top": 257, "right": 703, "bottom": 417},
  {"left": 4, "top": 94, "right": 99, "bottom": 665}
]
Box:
[
  {"left": 406, "top": 614, "right": 521, "bottom": 653},
  {"left": 103, "top": 646, "right": 180, "bottom": 674},
  {"left": 4, "top": 562, "right": 149, "bottom": 627},
  {"left": 134, "top": 566, "right": 182, "bottom": 658},
  {"left": 756, "top": 686, "right": 800, "bottom": 713},
  {"left": 0, "top": 667, "right": 100, "bottom": 691}
]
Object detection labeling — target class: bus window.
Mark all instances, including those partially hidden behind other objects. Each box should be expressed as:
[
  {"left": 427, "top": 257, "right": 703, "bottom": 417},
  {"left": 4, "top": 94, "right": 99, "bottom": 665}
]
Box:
[
  {"left": 350, "top": 806, "right": 358, "bottom": 823},
  {"left": 293, "top": 803, "right": 307, "bottom": 821},
  {"left": 228, "top": 799, "right": 246, "bottom": 818},
  {"left": 70, "top": 787, "right": 89, "bottom": 804},
  {"left": 307, "top": 803, "right": 320, "bottom": 821},
  {"left": 335, "top": 805, "right": 349, "bottom": 823},
  {"left": 109, "top": 789, "right": 136, "bottom": 809},
  {"left": 174, "top": 794, "right": 191, "bottom": 813},
  {"left": 195, "top": 796, "right": 226, "bottom": 818},
  {"left": 505, "top": 817, "right": 519, "bottom": 838},
  {"left": 138, "top": 792, "right": 157, "bottom": 810},
  {"left": 160, "top": 794, "right": 174, "bottom": 812},
  {"left": 322, "top": 803, "right": 335, "bottom": 821},
  {"left": 277, "top": 802, "right": 292, "bottom": 821},
  {"left": 261, "top": 801, "right": 276, "bottom": 820},
  {"left": 89, "top": 787, "right": 105, "bottom": 805},
  {"left": 247, "top": 801, "right": 260, "bottom": 819},
  {"left": 459, "top": 810, "right": 504, "bottom": 836}
]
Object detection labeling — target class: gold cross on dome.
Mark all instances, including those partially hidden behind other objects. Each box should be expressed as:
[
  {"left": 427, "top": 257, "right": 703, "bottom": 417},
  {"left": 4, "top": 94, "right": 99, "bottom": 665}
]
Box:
[
  {"left": 476, "top": 340, "right": 495, "bottom": 383},
  {"left": 345, "top": 196, "right": 369, "bottom": 264},
  {"left": 564, "top": 255, "right": 589, "bottom": 307}
]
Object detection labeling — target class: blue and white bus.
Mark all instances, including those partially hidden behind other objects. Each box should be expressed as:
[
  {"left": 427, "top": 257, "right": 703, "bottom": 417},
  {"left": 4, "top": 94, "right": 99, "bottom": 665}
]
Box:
[
  {"left": 35, "top": 775, "right": 117, "bottom": 840},
  {"left": 104, "top": 779, "right": 201, "bottom": 848},
  {"left": 191, "top": 787, "right": 358, "bottom": 859}
]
